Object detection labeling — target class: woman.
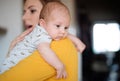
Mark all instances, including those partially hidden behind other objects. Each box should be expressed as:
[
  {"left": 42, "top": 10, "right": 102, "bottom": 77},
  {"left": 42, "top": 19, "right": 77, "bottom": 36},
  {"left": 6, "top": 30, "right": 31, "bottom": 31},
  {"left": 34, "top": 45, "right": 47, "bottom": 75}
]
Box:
[{"left": 0, "top": 0, "right": 85, "bottom": 81}]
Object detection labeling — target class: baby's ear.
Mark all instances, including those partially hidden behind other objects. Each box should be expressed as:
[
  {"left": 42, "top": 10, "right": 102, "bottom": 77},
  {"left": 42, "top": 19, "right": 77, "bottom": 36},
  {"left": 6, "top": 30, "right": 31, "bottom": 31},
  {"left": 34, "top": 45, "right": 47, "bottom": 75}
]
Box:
[{"left": 39, "top": 19, "right": 45, "bottom": 27}]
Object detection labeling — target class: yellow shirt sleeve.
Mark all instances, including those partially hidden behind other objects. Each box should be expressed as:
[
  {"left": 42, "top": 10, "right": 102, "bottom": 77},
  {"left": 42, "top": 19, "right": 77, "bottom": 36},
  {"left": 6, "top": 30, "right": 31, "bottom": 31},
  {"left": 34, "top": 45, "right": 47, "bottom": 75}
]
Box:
[{"left": 0, "top": 38, "right": 78, "bottom": 81}]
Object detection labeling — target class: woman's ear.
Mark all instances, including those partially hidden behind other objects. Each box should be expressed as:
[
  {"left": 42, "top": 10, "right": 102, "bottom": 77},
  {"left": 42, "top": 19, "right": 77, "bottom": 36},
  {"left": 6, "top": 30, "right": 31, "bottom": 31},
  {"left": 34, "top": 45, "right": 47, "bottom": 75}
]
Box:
[{"left": 39, "top": 19, "right": 45, "bottom": 27}]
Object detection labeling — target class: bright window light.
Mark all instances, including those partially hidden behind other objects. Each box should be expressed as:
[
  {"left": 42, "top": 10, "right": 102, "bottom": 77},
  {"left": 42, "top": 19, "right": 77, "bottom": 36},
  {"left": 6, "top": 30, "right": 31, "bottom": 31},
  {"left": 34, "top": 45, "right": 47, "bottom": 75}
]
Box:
[{"left": 93, "top": 23, "right": 120, "bottom": 54}]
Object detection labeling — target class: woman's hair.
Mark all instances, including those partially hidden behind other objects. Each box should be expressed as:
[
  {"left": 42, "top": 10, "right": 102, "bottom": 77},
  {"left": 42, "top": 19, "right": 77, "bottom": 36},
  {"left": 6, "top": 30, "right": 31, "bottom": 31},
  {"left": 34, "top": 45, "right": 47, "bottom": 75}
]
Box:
[{"left": 23, "top": 0, "right": 61, "bottom": 6}]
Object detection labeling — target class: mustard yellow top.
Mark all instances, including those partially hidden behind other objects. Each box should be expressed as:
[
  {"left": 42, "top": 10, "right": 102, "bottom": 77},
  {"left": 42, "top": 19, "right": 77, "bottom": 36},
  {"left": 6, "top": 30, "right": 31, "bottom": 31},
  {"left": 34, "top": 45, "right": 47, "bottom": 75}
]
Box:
[{"left": 0, "top": 38, "right": 78, "bottom": 81}]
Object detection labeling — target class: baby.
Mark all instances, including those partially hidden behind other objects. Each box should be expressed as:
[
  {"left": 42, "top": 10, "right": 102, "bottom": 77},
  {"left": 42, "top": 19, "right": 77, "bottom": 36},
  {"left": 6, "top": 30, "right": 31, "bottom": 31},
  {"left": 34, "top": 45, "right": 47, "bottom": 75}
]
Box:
[{"left": 0, "top": 1, "right": 85, "bottom": 78}]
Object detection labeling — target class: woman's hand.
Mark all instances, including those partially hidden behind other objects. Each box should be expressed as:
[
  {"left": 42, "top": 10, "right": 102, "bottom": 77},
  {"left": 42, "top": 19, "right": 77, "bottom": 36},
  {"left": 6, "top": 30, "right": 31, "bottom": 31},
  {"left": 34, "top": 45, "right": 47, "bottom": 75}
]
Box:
[{"left": 7, "top": 28, "right": 33, "bottom": 57}]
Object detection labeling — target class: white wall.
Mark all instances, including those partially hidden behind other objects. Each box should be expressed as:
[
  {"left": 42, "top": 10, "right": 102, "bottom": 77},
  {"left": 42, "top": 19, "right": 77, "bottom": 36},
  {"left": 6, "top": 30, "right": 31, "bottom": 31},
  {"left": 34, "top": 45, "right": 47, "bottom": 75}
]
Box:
[{"left": 0, "top": 0, "right": 23, "bottom": 65}]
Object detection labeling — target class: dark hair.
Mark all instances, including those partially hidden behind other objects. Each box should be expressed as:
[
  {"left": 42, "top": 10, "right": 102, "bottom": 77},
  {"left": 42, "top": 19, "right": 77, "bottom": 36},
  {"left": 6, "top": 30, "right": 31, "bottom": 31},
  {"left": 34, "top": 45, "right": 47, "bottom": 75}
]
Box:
[{"left": 23, "top": 0, "right": 61, "bottom": 6}]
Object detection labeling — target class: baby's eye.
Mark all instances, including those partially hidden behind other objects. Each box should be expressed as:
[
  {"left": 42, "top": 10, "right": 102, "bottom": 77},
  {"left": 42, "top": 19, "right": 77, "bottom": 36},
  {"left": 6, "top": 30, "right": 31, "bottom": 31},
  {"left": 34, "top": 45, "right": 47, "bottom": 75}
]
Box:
[
  {"left": 65, "top": 27, "right": 69, "bottom": 30},
  {"left": 30, "top": 9, "right": 36, "bottom": 14},
  {"left": 56, "top": 25, "right": 60, "bottom": 28}
]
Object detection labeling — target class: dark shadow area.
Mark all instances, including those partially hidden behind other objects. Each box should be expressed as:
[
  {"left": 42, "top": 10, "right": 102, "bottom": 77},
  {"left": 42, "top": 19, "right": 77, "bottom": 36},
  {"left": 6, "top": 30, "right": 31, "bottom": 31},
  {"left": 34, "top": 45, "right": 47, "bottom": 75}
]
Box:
[{"left": 75, "top": 0, "right": 120, "bottom": 81}]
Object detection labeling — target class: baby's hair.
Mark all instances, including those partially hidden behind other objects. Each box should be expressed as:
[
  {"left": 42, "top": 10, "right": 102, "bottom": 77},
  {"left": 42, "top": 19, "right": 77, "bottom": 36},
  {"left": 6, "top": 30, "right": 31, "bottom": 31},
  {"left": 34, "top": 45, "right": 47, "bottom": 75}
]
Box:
[{"left": 40, "top": 1, "right": 70, "bottom": 20}]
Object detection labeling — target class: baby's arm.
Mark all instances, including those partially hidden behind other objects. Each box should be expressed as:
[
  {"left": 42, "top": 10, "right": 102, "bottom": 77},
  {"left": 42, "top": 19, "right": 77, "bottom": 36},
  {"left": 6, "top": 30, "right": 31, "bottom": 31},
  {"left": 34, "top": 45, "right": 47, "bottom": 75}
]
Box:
[
  {"left": 37, "top": 42, "right": 67, "bottom": 79},
  {"left": 67, "top": 33, "right": 86, "bottom": 53}
]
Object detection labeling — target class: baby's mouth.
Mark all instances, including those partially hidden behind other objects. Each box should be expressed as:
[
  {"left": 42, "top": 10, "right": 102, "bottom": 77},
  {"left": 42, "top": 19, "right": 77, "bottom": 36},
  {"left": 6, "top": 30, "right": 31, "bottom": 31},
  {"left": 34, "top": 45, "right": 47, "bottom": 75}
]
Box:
[{"left": 55, "top": 36, "right": 63, "bottom": 40}]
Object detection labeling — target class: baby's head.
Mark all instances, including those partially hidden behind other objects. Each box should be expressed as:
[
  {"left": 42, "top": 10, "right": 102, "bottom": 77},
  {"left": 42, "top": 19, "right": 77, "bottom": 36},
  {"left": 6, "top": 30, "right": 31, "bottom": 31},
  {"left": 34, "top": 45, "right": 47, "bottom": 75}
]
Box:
[
  {"left": 40, "top": 1, "right": 71, "bottom": 21},
  {"left": 39, "top": 1, "right": 71, "bottom": 40}
]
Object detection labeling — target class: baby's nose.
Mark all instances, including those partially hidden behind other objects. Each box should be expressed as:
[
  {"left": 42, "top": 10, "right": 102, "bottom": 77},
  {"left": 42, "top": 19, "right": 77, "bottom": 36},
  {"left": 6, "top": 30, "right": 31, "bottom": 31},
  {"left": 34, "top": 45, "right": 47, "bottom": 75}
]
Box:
[{"left": 60, "top": 29, "right": 65, "bottom": 34}]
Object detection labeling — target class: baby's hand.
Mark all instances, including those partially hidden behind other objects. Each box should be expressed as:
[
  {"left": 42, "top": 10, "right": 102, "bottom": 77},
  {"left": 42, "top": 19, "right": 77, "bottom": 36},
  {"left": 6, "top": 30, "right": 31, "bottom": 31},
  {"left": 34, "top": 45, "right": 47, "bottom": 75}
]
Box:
[
  {"left": 76, "top": 43, "right": 86, "bottom": 54},
  {"left": 56, "top": 64, "right": 67, "bottom": 79}
]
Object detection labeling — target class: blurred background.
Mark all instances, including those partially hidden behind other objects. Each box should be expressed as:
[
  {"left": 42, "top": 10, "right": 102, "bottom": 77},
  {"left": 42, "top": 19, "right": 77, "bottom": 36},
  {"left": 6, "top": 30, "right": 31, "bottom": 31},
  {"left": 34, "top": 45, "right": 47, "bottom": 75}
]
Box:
[
  {"left": 0, "top": 0, "right": 120, "bottom": 81},
  {"left": 75, "top": 0, "right": 120, "bottom": 81}
]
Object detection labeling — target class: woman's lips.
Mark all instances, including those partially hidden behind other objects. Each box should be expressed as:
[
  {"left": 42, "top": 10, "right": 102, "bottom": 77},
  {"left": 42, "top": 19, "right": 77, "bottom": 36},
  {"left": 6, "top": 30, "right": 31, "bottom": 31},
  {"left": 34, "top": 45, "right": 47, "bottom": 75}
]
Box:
[{"left": 25, "top": 25, "right": 33, "bottom": 29}]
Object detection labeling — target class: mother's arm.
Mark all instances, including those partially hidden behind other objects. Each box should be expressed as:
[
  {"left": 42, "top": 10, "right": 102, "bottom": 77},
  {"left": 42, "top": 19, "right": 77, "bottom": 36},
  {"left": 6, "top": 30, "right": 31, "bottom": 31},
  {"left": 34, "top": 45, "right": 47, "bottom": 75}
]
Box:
[{"left": 0, "top": 38, "right": 78, "bottom": 81}]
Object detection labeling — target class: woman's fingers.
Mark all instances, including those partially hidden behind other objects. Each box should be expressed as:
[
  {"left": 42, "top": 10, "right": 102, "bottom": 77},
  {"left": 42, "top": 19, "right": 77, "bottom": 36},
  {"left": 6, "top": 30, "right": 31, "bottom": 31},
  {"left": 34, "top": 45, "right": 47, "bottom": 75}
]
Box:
[
  {"left": 9, "top": 28, "right": 33, "bottom": 51},
  {"left": 19, "top": 27, "right": 33, "bottom": 38}
]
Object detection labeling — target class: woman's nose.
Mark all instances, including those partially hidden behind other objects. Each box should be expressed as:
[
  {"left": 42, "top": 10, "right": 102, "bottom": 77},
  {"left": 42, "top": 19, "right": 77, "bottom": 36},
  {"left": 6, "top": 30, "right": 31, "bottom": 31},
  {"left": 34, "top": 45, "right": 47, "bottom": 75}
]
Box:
[{"left": 22, "top": 12, "right": 29, "bottom": 21}]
